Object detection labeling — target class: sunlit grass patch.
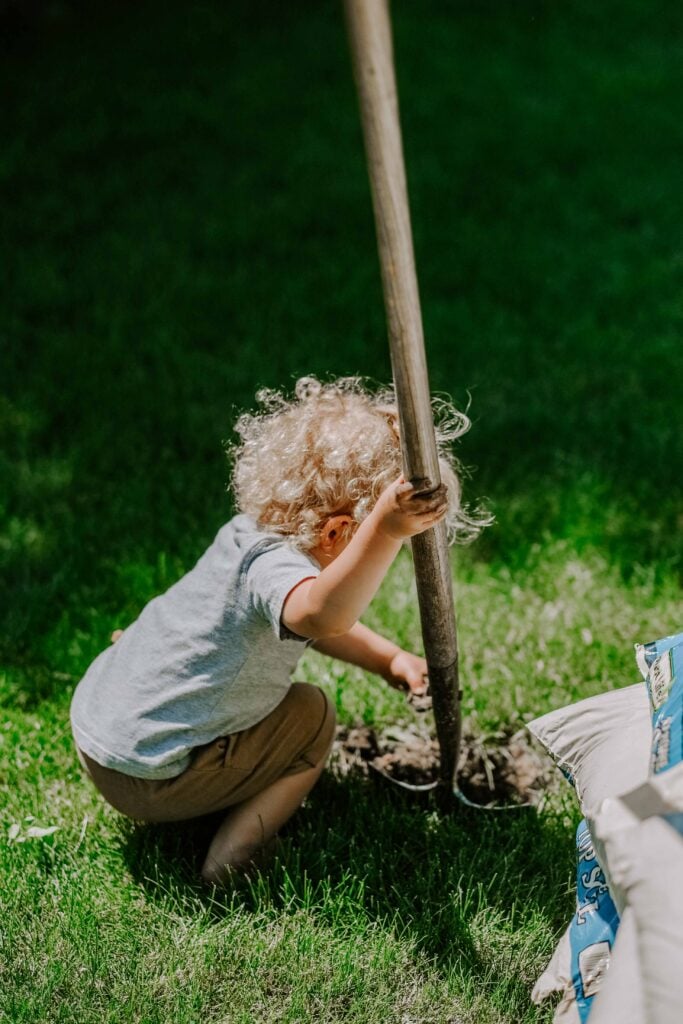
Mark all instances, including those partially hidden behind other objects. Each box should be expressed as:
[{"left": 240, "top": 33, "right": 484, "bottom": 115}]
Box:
[{"left": 306, "top": 541, "right": 680, "bottom": 733}]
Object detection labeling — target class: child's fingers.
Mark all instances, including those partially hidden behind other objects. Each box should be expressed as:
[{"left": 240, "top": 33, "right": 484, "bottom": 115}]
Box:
[
  {"left": 394, "top": 478, "right": 414, "bottom": 500},
  {"left": 412, "top": 505, "right": 448, "bottom": 533},
  {"left": 408, "top": 690, "right": 433, "bottom": 713},
  {"left": 412, "top": 500, "right": 448, "bottom": 523},
  {"left": 406, "top": 671, "right": 428, "bottom": 694},
  {"left": 397, "top": 483, "right": 448, "bottom": 513}
]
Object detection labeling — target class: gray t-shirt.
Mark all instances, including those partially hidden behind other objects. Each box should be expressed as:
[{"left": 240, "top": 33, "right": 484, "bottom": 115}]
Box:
[{"left": 70, "top": 515, "right": 320, "bottom": 779}]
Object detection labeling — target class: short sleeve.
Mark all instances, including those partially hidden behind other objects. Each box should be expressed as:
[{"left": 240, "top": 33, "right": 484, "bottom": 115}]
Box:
[{"left": 245, "top": 541, "right": 320, "bottom": 641}]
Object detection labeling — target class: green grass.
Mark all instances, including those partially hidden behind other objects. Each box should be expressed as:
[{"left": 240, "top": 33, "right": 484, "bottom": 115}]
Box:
[{"left": 1, "top": 0, "right": 682, "bottom": 1020}]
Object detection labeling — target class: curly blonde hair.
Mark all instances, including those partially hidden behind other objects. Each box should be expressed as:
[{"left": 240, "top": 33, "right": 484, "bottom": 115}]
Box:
[{"left": 227, "top": 376, "right": 490, "bottom": 551}]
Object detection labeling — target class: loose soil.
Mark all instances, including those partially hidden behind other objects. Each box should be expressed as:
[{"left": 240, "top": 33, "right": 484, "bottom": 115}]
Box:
[{"left": 331, "top": 713, "right": 557, "bottom": 807}]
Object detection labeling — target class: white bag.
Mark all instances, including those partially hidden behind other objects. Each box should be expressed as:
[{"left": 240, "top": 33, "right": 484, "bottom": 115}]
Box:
[
  {"left": 528, "top": 686, "right": 652, "bottom": 1022},
  {"left": 589, "top": 633, "right": 683, "bottom": 1024},
  {"left": 526, "top": 684, "right": 651, "bottom": 814},
  {"left": 527, "top": 683, "right": 651, "bottom": 905},
  {"left": 593, "top": 793, "right": 683, "bottom": 1024},
  {"left": 587, "top": 907, "right": 644, "bottom": 1024}
]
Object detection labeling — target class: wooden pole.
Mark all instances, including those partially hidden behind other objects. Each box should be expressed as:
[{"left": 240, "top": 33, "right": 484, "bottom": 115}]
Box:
[{"left": 345, "top": 0, "right": 461, "bottom": 794}]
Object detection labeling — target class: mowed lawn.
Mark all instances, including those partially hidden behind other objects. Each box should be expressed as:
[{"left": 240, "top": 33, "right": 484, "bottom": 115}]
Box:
[{"left": 1, "top": 1, "right": 682, "bottom": 1021}]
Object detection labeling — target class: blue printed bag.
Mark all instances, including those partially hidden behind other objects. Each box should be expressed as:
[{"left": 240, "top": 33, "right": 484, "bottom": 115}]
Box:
[
  {"left": 634, "top": 629, "right": 683, "bottom": 681},
  {"left": 648, "top": 642, "right": 682, "bottom": 776},
  {"left": 566, "top": 820, "right": 620, "bottom": 1021}
]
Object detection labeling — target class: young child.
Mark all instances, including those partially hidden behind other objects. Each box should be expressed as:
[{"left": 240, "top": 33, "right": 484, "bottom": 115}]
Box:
[{"left": 70, "top": 376, "right": 486, "bottom": 886}]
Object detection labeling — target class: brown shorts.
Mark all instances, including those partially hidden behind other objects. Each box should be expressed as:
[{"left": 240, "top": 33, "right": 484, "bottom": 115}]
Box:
[{"left": 76, "top": 683, "right": 335, "bottom": 823}]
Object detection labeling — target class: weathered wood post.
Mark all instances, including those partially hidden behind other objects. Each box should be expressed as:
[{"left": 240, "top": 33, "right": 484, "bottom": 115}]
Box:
[{"left": 345, "top": 0, "right": 461, "bottom": 797}]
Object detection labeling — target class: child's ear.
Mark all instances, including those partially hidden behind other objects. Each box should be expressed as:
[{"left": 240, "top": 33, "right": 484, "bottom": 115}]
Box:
[{"left": 321, "top": 515, "right": 353, "bottom": 552}]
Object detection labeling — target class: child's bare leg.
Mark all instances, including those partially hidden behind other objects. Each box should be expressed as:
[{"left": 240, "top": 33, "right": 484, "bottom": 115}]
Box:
[{"left": 200, "top": 750, "right": 328, "bottom": 886}]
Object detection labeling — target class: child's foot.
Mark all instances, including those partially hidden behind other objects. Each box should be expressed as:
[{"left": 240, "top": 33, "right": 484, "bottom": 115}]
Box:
[{"left": 199, "top": 836, "right": 285, "bottom": 890}]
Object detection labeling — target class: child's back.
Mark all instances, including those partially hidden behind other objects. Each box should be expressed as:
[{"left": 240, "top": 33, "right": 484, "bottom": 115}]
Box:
[{"left": 71, "top": 515, "right": 321, "bottom": 779}]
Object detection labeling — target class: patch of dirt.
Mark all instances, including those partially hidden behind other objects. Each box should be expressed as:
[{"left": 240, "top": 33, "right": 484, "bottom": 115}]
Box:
[{"left": 331, "top": 719, "right": 556, "bottom": 807}]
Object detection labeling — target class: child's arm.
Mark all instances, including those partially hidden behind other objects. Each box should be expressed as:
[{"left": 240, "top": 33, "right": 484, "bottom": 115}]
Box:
[
  {"left": 312, "top": 622, "right": 428, "bottom": 694},
  {"left": 282, "top": 477, "right": 447, "bottom": 640}
]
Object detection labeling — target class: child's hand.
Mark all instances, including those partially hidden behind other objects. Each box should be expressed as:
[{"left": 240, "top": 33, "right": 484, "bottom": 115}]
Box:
[
  {"left": 383, "top": 649, "right": 429, "bottom": 696},
  {"left": 372, "top": 477, "right": 448, "bottom": 541}
]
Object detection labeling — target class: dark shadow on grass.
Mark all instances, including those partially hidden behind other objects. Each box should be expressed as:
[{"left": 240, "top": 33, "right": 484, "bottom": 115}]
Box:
[{"left": 116, "top": 768, "right": 576, "bottom": 1004}]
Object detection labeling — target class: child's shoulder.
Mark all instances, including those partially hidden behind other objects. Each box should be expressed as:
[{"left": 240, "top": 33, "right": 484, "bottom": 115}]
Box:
[
  {"left": 217, "top": 515, "right": 320, "bottom": 631},
  {"left": 221, "top": 513, "right": 283, "bottom": 549},
  {"left": 218, "top": 514, "right": 314, "bottom": 567}
]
